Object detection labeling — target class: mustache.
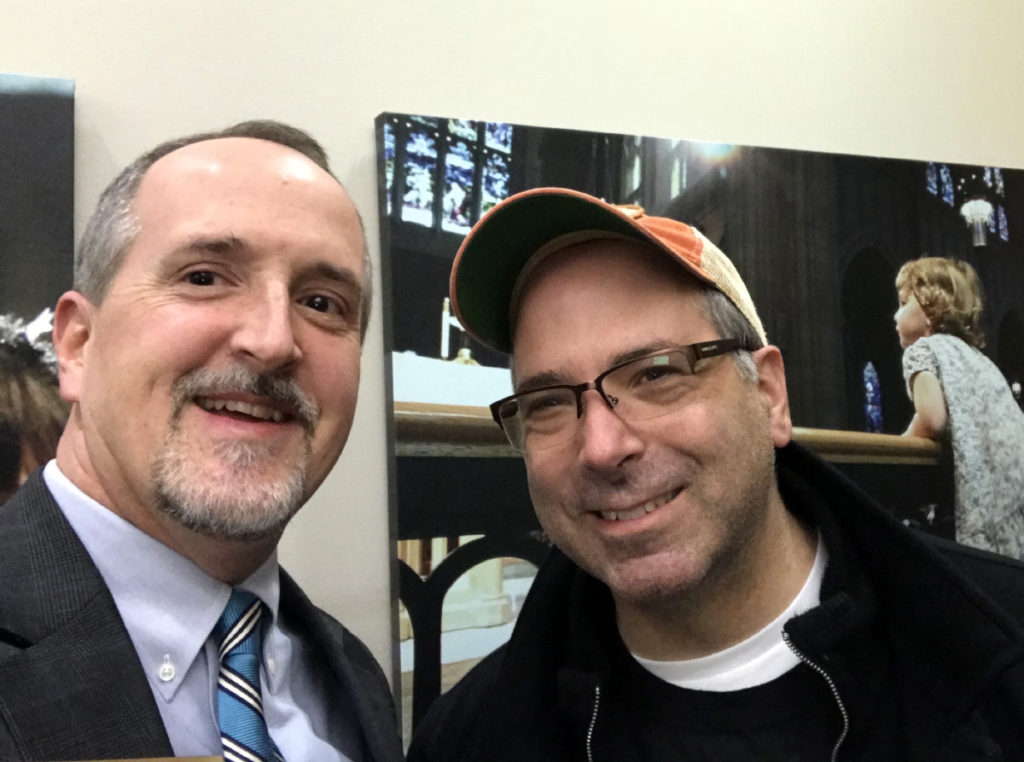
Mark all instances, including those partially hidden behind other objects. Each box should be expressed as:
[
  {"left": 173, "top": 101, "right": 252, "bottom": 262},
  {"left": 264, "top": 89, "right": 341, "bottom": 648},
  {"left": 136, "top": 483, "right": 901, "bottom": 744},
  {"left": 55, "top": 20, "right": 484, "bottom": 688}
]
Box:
[{"left": 171, "top": 366, "right": 320, "bottom": 435}]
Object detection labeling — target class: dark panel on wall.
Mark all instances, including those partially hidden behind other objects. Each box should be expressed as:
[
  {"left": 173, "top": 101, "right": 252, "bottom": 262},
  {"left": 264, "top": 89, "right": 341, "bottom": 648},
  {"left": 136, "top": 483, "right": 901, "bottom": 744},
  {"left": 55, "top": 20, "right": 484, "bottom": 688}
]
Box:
[{"left": 0, "top": 73, "right": 74, "bottom": 319}]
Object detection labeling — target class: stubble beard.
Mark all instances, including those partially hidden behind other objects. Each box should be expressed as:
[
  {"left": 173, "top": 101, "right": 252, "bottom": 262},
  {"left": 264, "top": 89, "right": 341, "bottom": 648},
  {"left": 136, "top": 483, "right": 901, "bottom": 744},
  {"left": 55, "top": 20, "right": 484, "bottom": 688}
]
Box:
[
  {"left": 555, "top": 433, "right": 778, "bottom": 610},
  {"left": 151, "top": 366, "right": 319, "bottom": 542}
]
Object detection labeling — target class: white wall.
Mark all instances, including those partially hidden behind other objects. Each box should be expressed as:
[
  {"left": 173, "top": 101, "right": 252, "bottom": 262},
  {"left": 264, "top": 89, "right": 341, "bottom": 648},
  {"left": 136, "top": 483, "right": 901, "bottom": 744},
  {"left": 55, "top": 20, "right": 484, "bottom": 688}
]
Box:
[{"left": 4, "top": 0, "right": 1023, "bottom": 681}]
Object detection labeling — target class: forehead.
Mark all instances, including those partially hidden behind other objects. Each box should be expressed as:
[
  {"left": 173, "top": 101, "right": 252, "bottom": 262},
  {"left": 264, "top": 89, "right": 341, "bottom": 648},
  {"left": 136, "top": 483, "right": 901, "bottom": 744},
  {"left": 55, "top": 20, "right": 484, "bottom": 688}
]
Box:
[
  {"left": 129, "top": 137, "right": 363, "bottom": 267},
  {"left": 142, "top": 136, "right": 339, "bottom": 197},
  {"left": 511, "top": 239, "right": 710, "bottom": 373}
]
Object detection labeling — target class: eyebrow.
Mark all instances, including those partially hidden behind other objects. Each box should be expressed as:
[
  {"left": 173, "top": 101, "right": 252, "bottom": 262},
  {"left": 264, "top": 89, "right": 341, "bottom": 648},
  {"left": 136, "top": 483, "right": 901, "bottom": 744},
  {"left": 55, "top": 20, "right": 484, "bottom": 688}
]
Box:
[
  {"left": 185, "top": 234, "right": 246, "bottom": 254},
  {"left": 607, "top": 343, "right": 672, "bottom": 367},
  {"left": 514, "top": 370, "right": 568, "bottom": 393},
  {"left": 300, "top": 261, "right": 365, "bottom": 300}
]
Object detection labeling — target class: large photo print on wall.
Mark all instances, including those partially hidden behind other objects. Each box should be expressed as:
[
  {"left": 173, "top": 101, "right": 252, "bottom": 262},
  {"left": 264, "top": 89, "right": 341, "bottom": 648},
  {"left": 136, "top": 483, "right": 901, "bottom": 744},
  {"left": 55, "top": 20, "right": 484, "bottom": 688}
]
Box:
[
  {"left": 0, "top": 71, "right": 74, "bottom": 318},
  {"left": 375, "top": 111, "right": 1024, "bottom": 738},
  {"left": 1, "top": 71, "right": 74, "bottom": 502}
]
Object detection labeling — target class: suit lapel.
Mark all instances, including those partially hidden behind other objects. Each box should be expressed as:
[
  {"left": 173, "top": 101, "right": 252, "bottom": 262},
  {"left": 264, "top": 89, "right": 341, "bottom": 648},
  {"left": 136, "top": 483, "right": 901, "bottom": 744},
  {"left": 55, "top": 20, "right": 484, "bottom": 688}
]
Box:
[
  {"left": 0, "top": 473, "right": 172, "bottom": 759},
  {"left": 280, "top": 572, "right": 403, "bottom": 762}
]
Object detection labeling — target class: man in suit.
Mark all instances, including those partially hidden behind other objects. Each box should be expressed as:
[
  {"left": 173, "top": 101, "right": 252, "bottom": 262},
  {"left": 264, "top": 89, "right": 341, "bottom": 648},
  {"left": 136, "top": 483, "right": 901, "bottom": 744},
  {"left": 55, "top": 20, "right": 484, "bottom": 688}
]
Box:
[{"left": 0, "top": 121, "right": 403, "bottom": 761}]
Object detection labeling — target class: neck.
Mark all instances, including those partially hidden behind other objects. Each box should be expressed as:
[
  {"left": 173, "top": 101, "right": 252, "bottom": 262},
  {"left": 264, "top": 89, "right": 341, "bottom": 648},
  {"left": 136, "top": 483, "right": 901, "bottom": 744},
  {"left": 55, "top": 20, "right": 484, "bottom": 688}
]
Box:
[
  {"left": 152, "top": 521, "right": 281, "bottom": 585},
  {"left": 615, "top": 492, "right": 817, "bottom": 661}
]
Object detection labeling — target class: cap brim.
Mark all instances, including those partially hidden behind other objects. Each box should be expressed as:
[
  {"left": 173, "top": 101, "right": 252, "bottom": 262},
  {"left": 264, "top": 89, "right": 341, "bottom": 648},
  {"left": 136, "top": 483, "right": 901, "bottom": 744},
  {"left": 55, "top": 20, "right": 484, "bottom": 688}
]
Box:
[{"left": 451, "top": 188, "right": 669, "bottom": 353}]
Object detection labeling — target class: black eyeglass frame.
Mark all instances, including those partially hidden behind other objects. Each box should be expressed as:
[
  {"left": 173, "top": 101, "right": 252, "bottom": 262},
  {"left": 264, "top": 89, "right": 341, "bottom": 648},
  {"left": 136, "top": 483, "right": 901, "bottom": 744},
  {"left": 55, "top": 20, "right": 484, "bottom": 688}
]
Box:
[{"left": 490, "top": 338, "right": 747, "bottom": 449}]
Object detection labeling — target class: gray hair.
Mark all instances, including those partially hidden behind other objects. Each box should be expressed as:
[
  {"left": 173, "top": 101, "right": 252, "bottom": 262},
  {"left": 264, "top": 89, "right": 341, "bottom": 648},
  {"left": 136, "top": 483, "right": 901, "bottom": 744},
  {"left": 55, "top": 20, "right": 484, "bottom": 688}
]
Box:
[
  {"left": 702, "top": 287, "right": 764, "bottom": 382},
  {"left": 75, "top": 119, "right": 373, "bottom": 341}
]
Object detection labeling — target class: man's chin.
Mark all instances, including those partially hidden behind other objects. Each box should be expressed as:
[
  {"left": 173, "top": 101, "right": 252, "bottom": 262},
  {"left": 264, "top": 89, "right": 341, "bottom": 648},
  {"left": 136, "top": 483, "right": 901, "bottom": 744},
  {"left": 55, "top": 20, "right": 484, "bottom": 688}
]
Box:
[
  {"left": 600, "top": 557, "right": 708, "bottom": 608},
  {"left": 154, "top": 486, "right": 303, "bottom": 542},
  {"left": 151, "top": 454, "right": 307, "bottom": 542},
  {"left": 179, "top": 512, "right": 294, "bottom": 543}
]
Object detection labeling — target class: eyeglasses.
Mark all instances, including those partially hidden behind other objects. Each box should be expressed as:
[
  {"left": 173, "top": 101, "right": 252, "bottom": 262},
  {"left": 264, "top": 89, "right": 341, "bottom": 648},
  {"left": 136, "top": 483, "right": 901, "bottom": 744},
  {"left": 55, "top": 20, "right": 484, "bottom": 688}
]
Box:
[{"left": 490, "top": 338, "right": 746, "bottom": 453}]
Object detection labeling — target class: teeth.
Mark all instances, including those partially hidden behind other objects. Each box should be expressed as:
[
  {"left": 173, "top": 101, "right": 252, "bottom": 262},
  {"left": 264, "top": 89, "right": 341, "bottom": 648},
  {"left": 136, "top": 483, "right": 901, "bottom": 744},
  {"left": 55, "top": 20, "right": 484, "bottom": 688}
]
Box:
[
  {"left": 600, "top": 505, "right": 650, "bottom": 521},
  {"left": 599, "top": 490, "right": 678, "bottom": 521},
  {"left": 197, "top": 397, "right": 285, "bottom": 422}
]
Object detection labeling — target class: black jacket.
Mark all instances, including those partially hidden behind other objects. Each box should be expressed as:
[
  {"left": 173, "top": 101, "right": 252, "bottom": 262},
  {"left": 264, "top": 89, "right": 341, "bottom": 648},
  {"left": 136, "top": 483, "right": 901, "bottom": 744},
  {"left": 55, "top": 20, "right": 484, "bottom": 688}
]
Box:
[{"left": 409, "top": 443, "right": 1024, "bottom": 761}]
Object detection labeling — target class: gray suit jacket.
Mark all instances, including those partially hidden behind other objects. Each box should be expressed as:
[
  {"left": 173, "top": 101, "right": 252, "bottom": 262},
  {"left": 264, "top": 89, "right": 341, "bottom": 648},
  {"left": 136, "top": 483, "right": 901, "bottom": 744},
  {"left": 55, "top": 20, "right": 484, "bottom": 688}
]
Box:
[{"left": 0, "top": 471, "right": 403, "bottom": 761}]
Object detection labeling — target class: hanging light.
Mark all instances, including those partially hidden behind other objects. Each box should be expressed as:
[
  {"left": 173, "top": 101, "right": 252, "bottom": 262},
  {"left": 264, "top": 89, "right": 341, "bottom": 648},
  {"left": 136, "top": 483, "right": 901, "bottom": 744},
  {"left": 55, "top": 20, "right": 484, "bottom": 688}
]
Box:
[{"left": 960, "top": 196, "right": 994, "bottom": 247}]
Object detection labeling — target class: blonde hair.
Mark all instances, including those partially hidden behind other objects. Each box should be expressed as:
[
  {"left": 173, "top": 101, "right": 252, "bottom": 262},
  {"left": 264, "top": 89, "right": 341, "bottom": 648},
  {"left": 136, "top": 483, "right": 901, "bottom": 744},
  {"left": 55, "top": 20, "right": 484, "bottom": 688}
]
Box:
[{"left": 895, "top": 257, "right": 985, "bottom": 348}]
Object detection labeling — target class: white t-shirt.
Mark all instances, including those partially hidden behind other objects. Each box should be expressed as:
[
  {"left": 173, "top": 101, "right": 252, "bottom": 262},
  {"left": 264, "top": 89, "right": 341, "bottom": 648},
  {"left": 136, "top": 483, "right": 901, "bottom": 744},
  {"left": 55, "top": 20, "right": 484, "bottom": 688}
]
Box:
[{"left": 633, "top": 535, "right": 827, "bottom": 692}]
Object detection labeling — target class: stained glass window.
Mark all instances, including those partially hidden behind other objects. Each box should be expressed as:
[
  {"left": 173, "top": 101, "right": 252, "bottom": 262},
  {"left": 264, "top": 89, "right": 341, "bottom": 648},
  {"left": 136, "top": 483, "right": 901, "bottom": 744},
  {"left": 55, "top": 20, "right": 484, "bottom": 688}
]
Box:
[
  {"left": 480, "top": 122, "right": 512, "bottom": 216},
  {"left": 998, "top": 205, "right": 1010, "bottom": 242},
  {"left": 925, "top": 163, "right": 938, "bottom": 196},
  {"left": 448, "top": 119, "right": 477, "bottom": 142},
  {"left": 485, "top": 122, "right": 513, "bottom": 153},
  {"left": 402, "top": 129, "right": 437, "bottom": 227},
  {"left": 385, "top": 114, "right": 513, "bottom": 232},
  {"left": 482, "top": 152, "right": 510, "bottom": 215},
  {"left": 939, "top": 165, "right": 954, "bottom": 206},
  {"left": 994, "top": 168, "right": 1006, "bottom": 196},
  {"left": 383, "top": 122, "right": 395, "bottom": 216},
  {"left": 442, "top": 140, "right": 475, "bottom": 234},
  {"left": 863, "top": 362, "right": 883, "bottom": 433}
]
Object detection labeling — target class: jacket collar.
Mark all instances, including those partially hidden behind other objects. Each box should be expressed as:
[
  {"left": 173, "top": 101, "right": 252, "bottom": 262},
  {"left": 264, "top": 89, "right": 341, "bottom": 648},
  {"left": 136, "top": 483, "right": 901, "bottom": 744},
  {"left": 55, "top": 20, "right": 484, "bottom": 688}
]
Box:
[
  {"left": 778, "top": 442, "right": 1024, "bottom": 724},
  {"left": 278, "top": 571, "right": 405, "bottom": 762}
]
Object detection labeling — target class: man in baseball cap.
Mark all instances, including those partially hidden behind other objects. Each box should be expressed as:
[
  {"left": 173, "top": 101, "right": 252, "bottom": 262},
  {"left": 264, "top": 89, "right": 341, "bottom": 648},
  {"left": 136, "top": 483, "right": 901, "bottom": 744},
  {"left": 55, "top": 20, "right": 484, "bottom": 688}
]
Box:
[{"left": 408, "top": 187, "right": 1024, "bottom": 760}]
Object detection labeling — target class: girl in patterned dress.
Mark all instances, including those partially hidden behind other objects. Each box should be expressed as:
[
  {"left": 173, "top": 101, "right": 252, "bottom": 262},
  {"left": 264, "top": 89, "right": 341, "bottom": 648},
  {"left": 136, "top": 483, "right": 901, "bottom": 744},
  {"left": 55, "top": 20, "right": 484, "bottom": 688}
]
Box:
[{"left": 894, "top": 257, "right": 1024, "bottom": 558}]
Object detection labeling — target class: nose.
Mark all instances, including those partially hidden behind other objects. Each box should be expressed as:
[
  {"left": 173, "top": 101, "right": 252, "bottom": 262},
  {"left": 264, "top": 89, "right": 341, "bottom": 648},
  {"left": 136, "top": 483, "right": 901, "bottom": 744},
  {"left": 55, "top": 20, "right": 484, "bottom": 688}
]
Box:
[
  {"left": 230, "top": 285, "right": 303, "bottom": 371},
  {"left": 577, "top": 389, "right": 644, "bottom": 469}
]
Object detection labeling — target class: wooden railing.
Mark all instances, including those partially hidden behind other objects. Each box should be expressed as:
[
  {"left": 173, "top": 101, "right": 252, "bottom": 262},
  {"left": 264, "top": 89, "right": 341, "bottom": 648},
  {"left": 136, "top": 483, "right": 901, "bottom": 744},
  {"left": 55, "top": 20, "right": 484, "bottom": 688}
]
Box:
[
  {"left": 393, "top": 401, "right": 952, "bottom": 729},
  {"left": 394, "top": 400, "right": 943, "bottom": 462}
]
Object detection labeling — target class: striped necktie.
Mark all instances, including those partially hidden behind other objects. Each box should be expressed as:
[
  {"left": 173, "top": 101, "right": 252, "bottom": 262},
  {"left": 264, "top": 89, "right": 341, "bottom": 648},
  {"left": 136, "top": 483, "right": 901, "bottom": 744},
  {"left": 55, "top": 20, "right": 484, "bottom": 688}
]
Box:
[{"left": 214, "top": 589, "right": 283, "bottom": 762}]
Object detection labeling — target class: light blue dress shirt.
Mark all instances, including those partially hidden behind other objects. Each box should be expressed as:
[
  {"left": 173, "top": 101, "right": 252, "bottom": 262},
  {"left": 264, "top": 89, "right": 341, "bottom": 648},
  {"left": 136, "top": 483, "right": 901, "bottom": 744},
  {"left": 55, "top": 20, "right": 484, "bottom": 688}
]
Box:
[{"left": 44, "top": 461, "right": 362, "bottom": 761}]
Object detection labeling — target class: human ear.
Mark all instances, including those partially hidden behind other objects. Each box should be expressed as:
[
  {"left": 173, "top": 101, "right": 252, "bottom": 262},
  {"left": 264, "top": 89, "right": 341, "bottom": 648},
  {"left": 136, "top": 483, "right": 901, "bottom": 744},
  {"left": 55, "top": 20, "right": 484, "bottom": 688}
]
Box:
[
  {"left": 52, "top": 291, "right": 95, "bottom": 404},
  {"left": 752, "top": 346, "right": 792, "bottom": 448}
]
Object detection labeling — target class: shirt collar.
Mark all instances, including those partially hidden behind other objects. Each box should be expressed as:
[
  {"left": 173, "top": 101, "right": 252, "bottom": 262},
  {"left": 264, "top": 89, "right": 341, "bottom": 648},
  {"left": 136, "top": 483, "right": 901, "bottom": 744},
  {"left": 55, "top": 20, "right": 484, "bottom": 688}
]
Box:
[{"left": 43, "top": 460, "right": 281, "bottom": 700}]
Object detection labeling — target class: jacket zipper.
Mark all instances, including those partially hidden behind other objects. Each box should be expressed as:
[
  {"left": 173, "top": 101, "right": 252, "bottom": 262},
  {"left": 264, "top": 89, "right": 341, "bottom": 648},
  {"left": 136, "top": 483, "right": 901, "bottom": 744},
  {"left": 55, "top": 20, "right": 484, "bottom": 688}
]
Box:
[
  {"left": 586, "top": 684, "right": 601, "bottom": 762},
  {"left": 782, "top": 631, "right": 849, "bottom": 761}
]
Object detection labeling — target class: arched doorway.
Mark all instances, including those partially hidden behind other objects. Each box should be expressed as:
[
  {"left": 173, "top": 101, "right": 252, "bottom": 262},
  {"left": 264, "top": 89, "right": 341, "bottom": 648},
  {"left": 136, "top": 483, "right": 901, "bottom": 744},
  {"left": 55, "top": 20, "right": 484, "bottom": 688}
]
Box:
[{"left": 840, "top": 248, "right": 912, "bottom": 432}]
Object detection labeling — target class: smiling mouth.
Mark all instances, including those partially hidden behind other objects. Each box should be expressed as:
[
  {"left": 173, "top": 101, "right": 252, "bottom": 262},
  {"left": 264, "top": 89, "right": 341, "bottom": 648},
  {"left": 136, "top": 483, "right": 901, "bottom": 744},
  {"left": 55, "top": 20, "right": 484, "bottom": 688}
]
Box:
[
  {"left": 599, "top": 488, "right": 682, "bottom": 521},
  {"left": 196, "top": 397, "right": 290, "bottom": 423}
]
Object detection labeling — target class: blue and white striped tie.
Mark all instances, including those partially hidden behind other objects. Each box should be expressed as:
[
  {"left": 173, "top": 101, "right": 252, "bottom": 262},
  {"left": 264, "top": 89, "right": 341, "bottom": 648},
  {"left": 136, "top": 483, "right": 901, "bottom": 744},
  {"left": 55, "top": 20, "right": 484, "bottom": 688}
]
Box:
[{"left": 214, "top": 589, "right": 283, "bottom": 762}]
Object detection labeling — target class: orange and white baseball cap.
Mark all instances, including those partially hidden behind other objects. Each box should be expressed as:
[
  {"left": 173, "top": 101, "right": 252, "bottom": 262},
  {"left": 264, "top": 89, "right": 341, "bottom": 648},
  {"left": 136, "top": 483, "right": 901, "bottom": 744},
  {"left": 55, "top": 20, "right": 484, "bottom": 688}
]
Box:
[{"left": 449, "top": 187, "right": 767, "bottom": 353}]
